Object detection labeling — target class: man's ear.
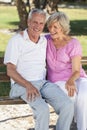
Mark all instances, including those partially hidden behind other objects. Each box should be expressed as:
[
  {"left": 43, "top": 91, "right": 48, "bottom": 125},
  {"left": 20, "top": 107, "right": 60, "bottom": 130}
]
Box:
[{"left": 27, "top": 19, "right": 30, "bottom": 27}]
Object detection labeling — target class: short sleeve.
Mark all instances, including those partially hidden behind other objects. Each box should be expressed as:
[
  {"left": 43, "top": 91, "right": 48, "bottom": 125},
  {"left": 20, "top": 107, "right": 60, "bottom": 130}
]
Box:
[
  {"left": 68, "top": 38, "right": 82, "bottom": 58},
  {"left": 4, "top": 35, "right": 21, "bottom": 65}
]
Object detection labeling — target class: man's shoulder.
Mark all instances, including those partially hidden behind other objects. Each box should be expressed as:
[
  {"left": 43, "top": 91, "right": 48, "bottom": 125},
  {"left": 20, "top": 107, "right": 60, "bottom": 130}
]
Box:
[
  {"left": 9, "top": 30, "right": 25, "bottom": 43},
  {"left": 7, "top": 32, "right": 25, "bottom": 49},
  {"left": 11, "top": 32, "right": 22, "bottom": 40}
]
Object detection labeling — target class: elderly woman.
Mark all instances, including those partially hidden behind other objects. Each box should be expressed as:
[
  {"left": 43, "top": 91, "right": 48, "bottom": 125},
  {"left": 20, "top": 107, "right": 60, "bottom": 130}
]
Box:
[{"left": 46, "top": 11, "right": 87, "bottom": 130}]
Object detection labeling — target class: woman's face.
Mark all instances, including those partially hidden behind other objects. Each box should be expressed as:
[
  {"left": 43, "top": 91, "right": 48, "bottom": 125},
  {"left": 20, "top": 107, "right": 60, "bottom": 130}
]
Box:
[{"left": 48, "top": 21, "right": 63, "bottom": 39}]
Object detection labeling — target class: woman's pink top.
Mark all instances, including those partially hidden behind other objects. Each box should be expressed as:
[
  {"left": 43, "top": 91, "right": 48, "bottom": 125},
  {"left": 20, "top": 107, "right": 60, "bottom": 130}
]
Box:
[{"left": 46, "top": 35, "right": 86, "bottom": 82}]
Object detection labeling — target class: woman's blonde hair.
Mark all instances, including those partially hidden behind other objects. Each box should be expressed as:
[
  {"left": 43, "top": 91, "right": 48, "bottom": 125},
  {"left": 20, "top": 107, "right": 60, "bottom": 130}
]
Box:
[{"left": 47, "top": 11, "right": 70, "bottom": 35}]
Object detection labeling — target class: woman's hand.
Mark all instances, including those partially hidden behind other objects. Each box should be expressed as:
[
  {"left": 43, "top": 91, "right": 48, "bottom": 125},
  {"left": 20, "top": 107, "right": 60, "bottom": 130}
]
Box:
[{"left": 65, "top": 79, "right": 77, "bottom": 97}]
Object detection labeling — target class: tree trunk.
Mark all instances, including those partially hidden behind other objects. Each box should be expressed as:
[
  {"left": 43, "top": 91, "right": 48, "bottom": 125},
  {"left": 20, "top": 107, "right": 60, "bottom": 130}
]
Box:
[
  {"left": 47, "top": 0, "right": 59, "bottom": 14},
  {"left": 16, "top": 0, "right": 28, "bottom": 30}
]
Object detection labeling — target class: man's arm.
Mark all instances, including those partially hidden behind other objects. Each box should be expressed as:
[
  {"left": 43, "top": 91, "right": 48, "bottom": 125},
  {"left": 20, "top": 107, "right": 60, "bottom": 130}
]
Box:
[{"left": 7, "top": 63, "right": 40, "bottom": 101}]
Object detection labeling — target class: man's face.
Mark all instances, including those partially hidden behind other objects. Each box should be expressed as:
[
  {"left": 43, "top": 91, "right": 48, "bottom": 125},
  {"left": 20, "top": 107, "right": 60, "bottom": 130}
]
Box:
[{"left": 28, "top": 13, "right": 46, "bottom": 37}]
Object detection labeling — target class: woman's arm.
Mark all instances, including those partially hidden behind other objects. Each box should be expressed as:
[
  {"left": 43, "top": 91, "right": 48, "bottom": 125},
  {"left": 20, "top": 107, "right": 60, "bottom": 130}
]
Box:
[{"left": 65, "top": 56, "right": 81, "bottom": 97}]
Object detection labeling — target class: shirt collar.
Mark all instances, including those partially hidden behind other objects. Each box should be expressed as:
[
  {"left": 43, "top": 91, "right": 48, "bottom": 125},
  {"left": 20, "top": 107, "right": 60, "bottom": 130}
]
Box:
[
  {"left": 23, "top": 29, "right": 29, "bottom": 41},
  {"left": 23, "top": 29, "right": 43, "bottom": 44}
]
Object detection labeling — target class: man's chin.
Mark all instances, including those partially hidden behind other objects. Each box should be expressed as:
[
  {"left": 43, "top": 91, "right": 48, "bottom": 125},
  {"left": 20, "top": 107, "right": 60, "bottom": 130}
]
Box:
[{"left": 34, "top": 32, "right": 41, "bottom": 36}]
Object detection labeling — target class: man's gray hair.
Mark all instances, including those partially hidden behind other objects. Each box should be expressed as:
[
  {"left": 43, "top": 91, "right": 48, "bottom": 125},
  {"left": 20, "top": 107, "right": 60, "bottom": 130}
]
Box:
[{"left": 28, "top": 8, "right": 46, "bottom": 19}]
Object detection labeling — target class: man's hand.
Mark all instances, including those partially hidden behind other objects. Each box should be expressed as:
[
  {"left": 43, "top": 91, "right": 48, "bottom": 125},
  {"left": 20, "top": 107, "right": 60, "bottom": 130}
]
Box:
[
  {"left": 26, "top": 83, "right": 40, "bottom": 101},
  {"left": 7, "top": 63, "right": 40, "bottom": 101}
]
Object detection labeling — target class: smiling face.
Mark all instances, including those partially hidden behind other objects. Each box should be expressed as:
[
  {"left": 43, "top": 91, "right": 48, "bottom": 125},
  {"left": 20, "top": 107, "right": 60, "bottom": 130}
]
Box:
[
  {"left": 27, "top": 13, "right": 46, "bottom": 38},
  {"left": 47, "top": 12, "right": 70, "bottom": 41},
  {"left": 48, "top": 21, "right": 63, "bottom": 40}
]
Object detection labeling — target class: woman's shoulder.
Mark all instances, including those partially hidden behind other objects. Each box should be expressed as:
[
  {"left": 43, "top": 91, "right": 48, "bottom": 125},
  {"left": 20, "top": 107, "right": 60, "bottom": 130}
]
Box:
[
  {"left": 71, "top": 37, "right": 80, "bottom": 42},
  {"left": 66, "top": 37, "right": 82, "bottom": 55},
  {"left": 68, "top": 37, "right": 81, "bottom": 47}
]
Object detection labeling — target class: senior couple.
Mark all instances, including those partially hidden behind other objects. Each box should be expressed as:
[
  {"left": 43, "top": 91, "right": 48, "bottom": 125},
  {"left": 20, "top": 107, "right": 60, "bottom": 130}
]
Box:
[{"left": 4, "top": 8, "right": 87, "bottom": 130}]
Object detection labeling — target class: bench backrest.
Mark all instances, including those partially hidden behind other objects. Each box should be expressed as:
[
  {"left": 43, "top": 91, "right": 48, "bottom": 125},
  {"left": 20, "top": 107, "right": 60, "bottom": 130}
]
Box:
[
  {"left": 0, "top": 56, "right": 87, "bottom": 105},
  {"left": 0, "top": 57, "right": 25, "bottom": 104},
  {"left": 0, "top": 56, "right": 87, "bottom": 83}
]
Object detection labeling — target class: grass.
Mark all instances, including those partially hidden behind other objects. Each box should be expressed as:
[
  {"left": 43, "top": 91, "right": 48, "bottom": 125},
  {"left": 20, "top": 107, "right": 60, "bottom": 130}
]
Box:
[
  {"left": 0, "top": 5, "right": 19, "bottom": 57},
  {"left": 78, "top": 36, "right": 87, "bottom": 56},
  {"left": 0, "top": 5, "right": 19, "bottom": 29},
  {"left": 0, "top": 32, "right": 12, "bottom": 57}
]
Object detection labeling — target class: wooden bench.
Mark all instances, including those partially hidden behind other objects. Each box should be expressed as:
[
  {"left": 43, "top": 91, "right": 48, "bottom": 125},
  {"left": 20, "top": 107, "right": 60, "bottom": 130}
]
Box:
[{"left": 0, "top": 56, "right": 87, "bottom": 105}]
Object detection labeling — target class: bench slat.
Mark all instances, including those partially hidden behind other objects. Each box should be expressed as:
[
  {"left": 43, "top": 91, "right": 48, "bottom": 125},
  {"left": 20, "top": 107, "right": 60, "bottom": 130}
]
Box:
[
  {"left": 0, "top": 96, "right": 26, "bottom": 105},
  {"left": 82, "top": 56, "right": 87, "bottom": 60},
  {"left": 81, "top": 60, "right": 87, "bottom": 65}
]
